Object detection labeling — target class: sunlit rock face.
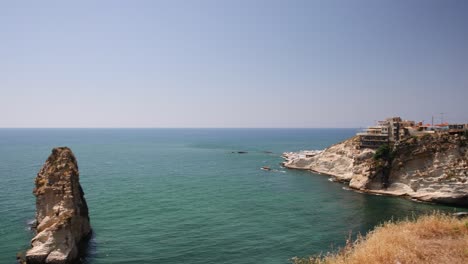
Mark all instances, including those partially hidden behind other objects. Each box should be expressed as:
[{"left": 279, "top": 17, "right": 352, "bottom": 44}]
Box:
[
  {"left": 26, "top": 147, "right": 91, "bottom": 264},
  {"left": 284, "top": 134, "right": 468, "bottom": 206}
]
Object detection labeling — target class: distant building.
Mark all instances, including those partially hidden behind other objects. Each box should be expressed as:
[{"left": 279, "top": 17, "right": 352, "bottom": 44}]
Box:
[
  {"left": 448, "top": 124, "right": 468, "bottom": 135},
  {"left": 358, "top": 117, "right": 468, "bottom": 148},
  {"left": 357, "top": 125, "right": 389, "bottom": 148},
  {"left": 407, "top": 122, "right": 453, "bottom": 136},
  {"left": 358, "top": 117, "right": 415, "bottom": 149}
]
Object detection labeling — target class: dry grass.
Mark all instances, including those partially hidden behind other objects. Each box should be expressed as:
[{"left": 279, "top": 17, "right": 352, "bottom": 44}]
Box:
[{"left": 293, "top": 213, "right": 468, "bottom": 264}]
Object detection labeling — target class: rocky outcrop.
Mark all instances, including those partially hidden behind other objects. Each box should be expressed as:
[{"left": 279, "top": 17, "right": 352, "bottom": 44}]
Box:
[
  {"left": 375, "top": 134, "right": 468, "bottom": 205},
  {"left": 283, "top": 136, "right": 374, "bottom": 182},
  {"left": 26, "top": 147, "right": 91, "bottom": 264},
  {"left": 283, "top": 134, "right": 468, "bottom": 206}
]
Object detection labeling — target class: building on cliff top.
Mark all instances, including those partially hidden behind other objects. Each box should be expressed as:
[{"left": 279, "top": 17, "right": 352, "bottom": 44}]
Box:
[
  {"left": 358, "top": 117, "right": 414, "bottom": 149},
  {"left": 448, "top": 123, "right": 468, "bottom": 135},
  {"left": 357, "top": 125, "right": 389, "bottom": 149},
  {"left": 406, "top": 122, "right": 462, "bottom": 136},
  {"left": 359, "top": 117, "right": 468, "bottom": 149}
]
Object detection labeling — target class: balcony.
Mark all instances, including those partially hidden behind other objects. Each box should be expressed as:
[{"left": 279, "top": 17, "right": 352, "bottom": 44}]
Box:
[
  {"left": 357, "top": 132, "right": 389, "bottom": 136},
  {"left": 360, "top": 142, "right": 387, "bottom": 148}
]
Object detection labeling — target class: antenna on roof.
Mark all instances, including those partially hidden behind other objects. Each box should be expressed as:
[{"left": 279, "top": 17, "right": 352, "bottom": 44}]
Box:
[{"left": 440, "top": 112, "right": 445, "bottom": 124}]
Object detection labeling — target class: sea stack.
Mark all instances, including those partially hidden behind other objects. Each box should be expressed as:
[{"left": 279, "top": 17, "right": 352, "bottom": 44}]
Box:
[{"left": 26, "top": 147, "right": 91, "bottom": 264}]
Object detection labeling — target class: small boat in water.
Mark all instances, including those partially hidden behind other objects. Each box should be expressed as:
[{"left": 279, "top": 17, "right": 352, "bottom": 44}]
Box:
[{"left": 261, "top": 166, "right": 272, "bottom": 171}]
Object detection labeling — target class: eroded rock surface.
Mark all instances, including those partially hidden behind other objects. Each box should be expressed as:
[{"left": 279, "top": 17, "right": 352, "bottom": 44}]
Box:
[
  {"left": 26, "top": 147, "right": 91, "bottom": 264},
  {"left": 283, "top": 134, "right": 468, "bottom": 206},
  {"left": 283, "top": 137, "right": 374, "bottom": 182}
]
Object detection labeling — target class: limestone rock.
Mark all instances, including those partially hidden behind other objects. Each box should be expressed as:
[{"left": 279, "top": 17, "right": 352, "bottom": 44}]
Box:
[
  {"left": 284, "top": 137, "right": 372, "bottom": 182},
  {"left": 26, "top": 147, "right": 91, "bottom": 264},
  {"left": 283, "top": 134, "right": 468, "bottom": 206}
]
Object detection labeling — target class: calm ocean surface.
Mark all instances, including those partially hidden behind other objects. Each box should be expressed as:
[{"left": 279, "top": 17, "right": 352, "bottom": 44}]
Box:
[{"left": 0, "top": 129, "right": 463, "bottom": 264}]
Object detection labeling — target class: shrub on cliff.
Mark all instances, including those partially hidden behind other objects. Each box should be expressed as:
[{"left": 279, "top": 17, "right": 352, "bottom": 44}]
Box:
[
  {"left": 460, "top": 131, "right": 468, "bottom": 147},
  {"left": 373, "top": 144, "right": 393, "bottom": 162}
]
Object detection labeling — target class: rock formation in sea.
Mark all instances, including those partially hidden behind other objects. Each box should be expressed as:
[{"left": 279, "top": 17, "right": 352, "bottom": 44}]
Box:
[
  {"left": 283, "top": 134, "right": 468, "bottom": 206},
  {"left": 25, "top": 147, "right": 91, "bottom": 264}
]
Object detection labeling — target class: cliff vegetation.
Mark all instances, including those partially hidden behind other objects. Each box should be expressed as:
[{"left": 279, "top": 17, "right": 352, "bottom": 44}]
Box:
[{"left": 292, "top": 212, "right": 468, "bottom": 264}]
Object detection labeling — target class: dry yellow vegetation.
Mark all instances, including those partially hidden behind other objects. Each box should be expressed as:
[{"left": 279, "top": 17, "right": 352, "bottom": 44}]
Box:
[{"left": 293, "top": 213, "right": 468, "bottom": 264}]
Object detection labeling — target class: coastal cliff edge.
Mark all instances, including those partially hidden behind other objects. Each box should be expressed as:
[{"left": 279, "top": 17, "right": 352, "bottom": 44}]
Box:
[{"left": 283, "top": 134, "right": 468, "bottom": 206}]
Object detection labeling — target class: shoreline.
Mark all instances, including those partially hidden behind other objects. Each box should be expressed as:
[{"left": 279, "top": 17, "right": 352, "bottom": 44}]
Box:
[{"left": 282, "top": 161, "right": 435, "bottom": 204}]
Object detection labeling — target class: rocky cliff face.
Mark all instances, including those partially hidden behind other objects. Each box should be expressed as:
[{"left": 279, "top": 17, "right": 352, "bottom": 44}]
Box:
[
  {"left": 376, "top": 134, "right": 468, "bottom": 205},
  {"left": 283, "top": 134, "right": 468, "bottom": 206},
  {"left": 26, "top": 147, "right": 91, "bottom": 264},
  {"left": 283, "top": 136, "right": 374, "bottom": 182}
]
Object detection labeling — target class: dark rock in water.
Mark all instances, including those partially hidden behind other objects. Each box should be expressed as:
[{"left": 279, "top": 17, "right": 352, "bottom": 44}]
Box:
[
  {"left": 27, "top": 219, "right": 37, "bottom": 230},
  {"left": 17, "top": 252, "right": 26, "bottom": 264},
  {"left": 25, "top": 147, "right": 91, "bottom": 264}
]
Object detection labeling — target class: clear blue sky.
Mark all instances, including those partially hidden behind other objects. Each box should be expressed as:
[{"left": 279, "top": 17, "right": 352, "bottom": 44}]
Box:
[{"left": 1, "top": 0, "right": 467, "bottom": 128}]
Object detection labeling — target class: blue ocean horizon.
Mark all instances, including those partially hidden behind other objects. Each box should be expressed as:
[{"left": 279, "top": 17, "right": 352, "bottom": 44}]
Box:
[{"left": 0, "top": 128, "right": 462, "bottom": 264}]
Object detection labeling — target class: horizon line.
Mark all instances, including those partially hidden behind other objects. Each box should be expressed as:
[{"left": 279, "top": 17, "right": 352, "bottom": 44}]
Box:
[{"left": 0, "top": 127, "right": 361, "bottom": 129}]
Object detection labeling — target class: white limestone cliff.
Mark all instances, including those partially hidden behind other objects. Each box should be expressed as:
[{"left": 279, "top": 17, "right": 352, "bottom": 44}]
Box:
[{"left": 283, "top": 134, "right": 468, "bottom": 206}]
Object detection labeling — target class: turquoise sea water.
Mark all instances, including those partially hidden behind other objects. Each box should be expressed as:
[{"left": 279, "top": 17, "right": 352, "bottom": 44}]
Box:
[{"left": 0, "top": 129, "right": 463, "bottom": 264}]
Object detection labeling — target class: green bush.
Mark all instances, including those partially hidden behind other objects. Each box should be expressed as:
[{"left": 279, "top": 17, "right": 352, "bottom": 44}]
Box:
[
  {"left": 458, "top": 131, "right": 468, "bottom": 147},
  {"left": 373, "top": 144, "right": 393, "bottom": 161},
  {"left": 460, "top": 139, "right": 467, "bottom": 147}
]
